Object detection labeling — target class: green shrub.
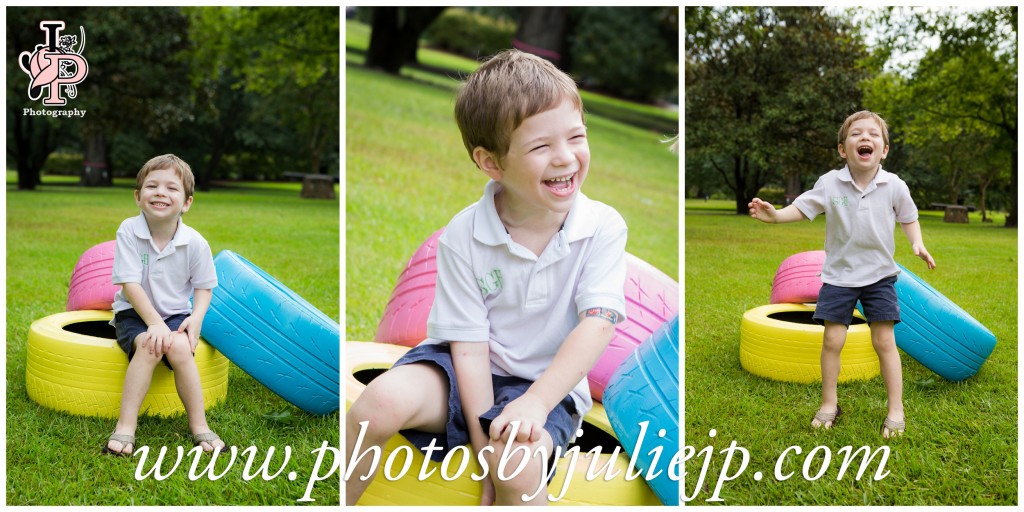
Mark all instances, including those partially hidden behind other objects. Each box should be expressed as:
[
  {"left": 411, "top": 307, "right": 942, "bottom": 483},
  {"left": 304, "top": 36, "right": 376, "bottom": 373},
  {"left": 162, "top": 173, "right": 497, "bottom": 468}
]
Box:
[
  {"left": 423, "top": 8, "right": 515, "bottom": 60},
  {"left": 41, "top": 152, "right": 83, "bottom": 176}
]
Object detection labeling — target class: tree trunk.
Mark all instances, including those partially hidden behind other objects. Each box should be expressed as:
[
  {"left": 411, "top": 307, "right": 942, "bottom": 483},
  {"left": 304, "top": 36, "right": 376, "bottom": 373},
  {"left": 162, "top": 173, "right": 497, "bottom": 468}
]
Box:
[
  {"left": 82, "top": 132, "right": 112, "bottom": 187},
  {"left": 513, "top": 7, "right": 569, "bottom": 67},
  {"left": 365, "top": 7, "right": 446, "bottom": 74}
]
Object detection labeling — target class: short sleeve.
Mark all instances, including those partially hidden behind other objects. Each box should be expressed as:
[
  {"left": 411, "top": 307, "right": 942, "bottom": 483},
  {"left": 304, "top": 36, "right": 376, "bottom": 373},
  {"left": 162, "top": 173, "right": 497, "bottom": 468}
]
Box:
[
  {"left": 793, "top": 175, "right": 828, "bottom": 221},
  {"left": 189, "top": 234, "right": 218, "bottom": 290},
  {"left": 426, "top": 239, "right": 490, "bottom": 342},
  {"left": 111, "top": 224, "right": 142, "bottom": 285},
  {"left": 574, "top": 214, "right": 628, "bottom": 323},
  {"left": 892, "top": 178, "right": 919, "bottom": 224}
]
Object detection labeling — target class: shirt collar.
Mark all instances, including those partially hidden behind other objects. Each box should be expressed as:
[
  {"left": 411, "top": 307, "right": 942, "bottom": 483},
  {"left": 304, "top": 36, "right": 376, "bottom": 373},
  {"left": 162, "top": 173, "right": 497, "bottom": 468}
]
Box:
[
  {"left": 837, "top": 165, "right": 891, "bottom": 185},
  {"left": 472, "top": 180, "right": 599, "bottom": 246},
  {"left": 132, "top": 211, "right": 191, "bottom": 247}
]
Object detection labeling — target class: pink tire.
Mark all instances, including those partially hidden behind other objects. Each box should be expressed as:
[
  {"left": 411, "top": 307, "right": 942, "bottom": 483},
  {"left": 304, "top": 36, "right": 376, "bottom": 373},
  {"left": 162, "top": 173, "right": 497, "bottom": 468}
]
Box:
[
  {"left": 770, "top": 250, "right": 826, "bottom": 304},
  {"left": 66, "top": 240, "right": 120, "bottom": 311},
  {"left": 374, "top": 229, "right": 678, "bottom": 402},
  {"left": 373, "top": 229, "right": 443, "bottom": 346}
]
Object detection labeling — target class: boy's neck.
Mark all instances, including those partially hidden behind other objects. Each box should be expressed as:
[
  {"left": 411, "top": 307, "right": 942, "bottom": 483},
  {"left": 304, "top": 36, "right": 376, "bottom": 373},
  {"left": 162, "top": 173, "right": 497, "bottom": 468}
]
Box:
[
  {"left": 143, "top": 214, "right": 180, "bottom": 249},
  {"left": 494, "top": 190, "right": 568, "bottom": 233},
  {"left": 847, "top": 163, "right": 880, "bottom": 189}
]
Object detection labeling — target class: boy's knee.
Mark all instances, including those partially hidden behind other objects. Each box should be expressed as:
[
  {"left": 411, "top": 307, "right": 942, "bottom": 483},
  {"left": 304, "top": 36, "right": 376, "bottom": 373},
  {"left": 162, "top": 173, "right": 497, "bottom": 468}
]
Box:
[
  {"left": 349, "top": 379, "right": 415, "bottom": 436},
  {"left": 487, "top": 437, "right": 551, "bottom": 503},
  {"left": 165, "top": 333, "right": 193, "bottom": 363}
]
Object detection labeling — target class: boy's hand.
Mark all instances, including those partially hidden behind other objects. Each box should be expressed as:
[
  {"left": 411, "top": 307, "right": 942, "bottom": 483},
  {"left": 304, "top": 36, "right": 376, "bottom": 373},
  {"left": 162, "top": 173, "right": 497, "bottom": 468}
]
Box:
[
  {"left": 145, "top": 323, "right": 173, "bottom": 355},
  {"left": 177, "top": 316, "right": 203, "bottom": 352},
  {"left": 913, "top": 243, "right": 936, "bottom": 269},
  {"left": 748, "top": 198, "right": 778, "bottom": 223},
  {"left": 489, "top": 392, "right": 548, "bottom": 443}
]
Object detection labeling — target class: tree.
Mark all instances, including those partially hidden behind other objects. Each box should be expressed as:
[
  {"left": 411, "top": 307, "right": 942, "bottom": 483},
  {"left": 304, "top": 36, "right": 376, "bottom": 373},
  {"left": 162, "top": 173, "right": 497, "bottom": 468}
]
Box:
[
  {"left": 867, "top": 7, "right": 1016, "bottom": 227},
  {"left": 513, "top": 7, "right": 569, "bottom": 67},
  {"left": 365, "top": 7, "right": 446, "bottom": 74},
  {"left": 74, "top": 7, "right": 193, "bottom": 186},
  {"left": 686, "top": 7, "right": 869, "bottom": 214},
  {"left": 6, "top": 7, "right": 84, "bottom": 190}
]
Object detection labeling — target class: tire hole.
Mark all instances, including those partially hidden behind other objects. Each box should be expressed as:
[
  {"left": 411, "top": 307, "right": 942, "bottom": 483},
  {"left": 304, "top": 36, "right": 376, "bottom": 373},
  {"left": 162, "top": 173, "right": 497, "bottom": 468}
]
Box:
[
  {"left": 767, "top": 311, "right": 865, "bottom": 326},
  {"left": 63, "top": 320, "right": 116, "bottom": 338},
  {"left": 354, "top": 368, "right": 386, "bottom": 385}
]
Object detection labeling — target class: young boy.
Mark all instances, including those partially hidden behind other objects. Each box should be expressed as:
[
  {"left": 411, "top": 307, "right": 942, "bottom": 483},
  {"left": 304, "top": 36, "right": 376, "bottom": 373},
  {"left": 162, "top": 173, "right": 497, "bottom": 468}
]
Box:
[
  {"left": 346, "top": 50, "right": 627, "bottom": 505},
  {"left": 103, "top": 154, "right": 225, "bottom": 456},
  {"left": 749, "top": 111, "right": 935, "bottom": 439}
]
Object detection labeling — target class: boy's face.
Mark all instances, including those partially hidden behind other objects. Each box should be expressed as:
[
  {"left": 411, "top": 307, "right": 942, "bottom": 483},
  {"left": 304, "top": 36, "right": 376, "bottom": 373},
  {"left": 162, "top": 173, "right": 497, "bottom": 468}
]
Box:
[
  {"left": 135, "top": 168, "right": 192, "bottom": 222},
  {"left": 482, "top": 99, "right": 589, "bottom": 216},
  {"left": 838, "top": 118, "right": 889, "bottom": 173}
]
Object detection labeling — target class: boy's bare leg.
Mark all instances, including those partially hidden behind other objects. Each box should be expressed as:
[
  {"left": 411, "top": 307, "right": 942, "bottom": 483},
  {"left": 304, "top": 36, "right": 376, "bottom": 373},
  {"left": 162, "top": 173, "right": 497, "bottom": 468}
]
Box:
[
  {"left": 108, "top": 333, "right": 163, "bottom": 454},
  {"left": 165, "top": 333, "right": 223, "bottom": 452},
  {"left": 345, "top": 363, "right": 449, "bottom": 505},
  {"left": 483, "top": 430, "right": 555, "bottom": 505},
  {"left": 871, "top": 321, "right": 905, "bottom": 434},
  {"left": 813, "top": 321, "right": 847, "bottom": 428}
]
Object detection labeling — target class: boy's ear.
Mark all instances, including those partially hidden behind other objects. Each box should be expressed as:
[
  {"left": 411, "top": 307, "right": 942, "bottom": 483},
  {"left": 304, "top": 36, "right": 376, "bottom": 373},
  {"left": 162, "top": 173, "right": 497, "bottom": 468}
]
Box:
[
  {"left": 837, "top": 143, "right": 847, "bottom": 159},
  {"left": 472, "top": 146, "right": 503, "bottom": 181},
  {"left": 181, "top": 195, "right": 193, "bottom": 214}
]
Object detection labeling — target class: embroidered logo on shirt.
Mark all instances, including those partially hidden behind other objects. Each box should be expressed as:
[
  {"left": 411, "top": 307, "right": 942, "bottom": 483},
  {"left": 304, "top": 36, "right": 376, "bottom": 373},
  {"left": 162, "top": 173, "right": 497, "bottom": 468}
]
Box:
[
  {"left": 830, "top": 195, "right": 849, "bottom": 207},
  {"left": 477, "top": 268, "right": 503, "bottom": 296},
  {"left": 141, "top": 253, "right": 149, "bottom": 266}
]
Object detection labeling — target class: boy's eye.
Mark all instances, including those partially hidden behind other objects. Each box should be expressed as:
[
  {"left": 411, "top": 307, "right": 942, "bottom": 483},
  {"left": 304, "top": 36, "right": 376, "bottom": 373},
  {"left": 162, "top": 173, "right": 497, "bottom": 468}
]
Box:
[{"left": 531, "top": 144, "right": 548, "bottom": 152}]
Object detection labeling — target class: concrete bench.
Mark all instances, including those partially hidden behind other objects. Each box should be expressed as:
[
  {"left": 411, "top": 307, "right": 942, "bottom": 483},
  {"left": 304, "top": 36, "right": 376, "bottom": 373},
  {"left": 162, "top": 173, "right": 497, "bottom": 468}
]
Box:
[
  {"left": 300, "top": 174, "right": 336, "bottom": 199},
  {"left": 943, "top": 205, "right": 969, "bottom": 223}
]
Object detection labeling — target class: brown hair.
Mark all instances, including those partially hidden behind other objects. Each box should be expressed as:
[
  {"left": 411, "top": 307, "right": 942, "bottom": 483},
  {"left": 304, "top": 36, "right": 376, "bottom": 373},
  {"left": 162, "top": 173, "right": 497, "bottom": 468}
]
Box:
[
  {"left": 838, "top": 110, "right": 889, "bottom": 147},
  {"left": 454, "top": 49, "right": 584, "bottom": 161},
  {"left": 136, "top": 154, "right": 195, "bottom": 199}
]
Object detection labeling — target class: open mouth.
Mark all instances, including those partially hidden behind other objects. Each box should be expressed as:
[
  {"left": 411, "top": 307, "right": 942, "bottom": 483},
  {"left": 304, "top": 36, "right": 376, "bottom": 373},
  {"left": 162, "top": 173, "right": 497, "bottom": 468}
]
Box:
[
  {"left": 543, "top": 172, "right": 576, "bottom": 195},
  {"left": 857, "top": 145, "right": 874, "bottom": 157}
]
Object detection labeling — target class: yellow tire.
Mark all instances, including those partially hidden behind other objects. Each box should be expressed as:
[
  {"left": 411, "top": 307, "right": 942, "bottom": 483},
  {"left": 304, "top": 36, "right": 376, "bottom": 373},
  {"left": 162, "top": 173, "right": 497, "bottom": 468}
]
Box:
[
  {"left": 739, "top": 304, "right": 879, "bottom": 383},
  {"left": 346, "top": 341, "right": 661, "bottom": 506},
  {"left": 26, "top": 310, "right": 229, "bottom": 418}
]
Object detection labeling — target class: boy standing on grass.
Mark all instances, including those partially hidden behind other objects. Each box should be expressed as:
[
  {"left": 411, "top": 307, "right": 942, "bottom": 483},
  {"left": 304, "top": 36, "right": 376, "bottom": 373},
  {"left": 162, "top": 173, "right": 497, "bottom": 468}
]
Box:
[
  {"left": 103, "top": 154, "right": 225, "bottom": 456},
  {"left": 346, "top": 49, "right": 627, "bottom": 505},
  {"left": 748, "top": 111, "right": 935, "bottom": 438}
]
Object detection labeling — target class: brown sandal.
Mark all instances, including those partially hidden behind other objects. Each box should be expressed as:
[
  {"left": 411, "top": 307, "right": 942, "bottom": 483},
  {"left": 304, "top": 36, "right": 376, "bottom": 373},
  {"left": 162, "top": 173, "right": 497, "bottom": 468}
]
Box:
[
  {"left": 102, "top": 433, "right": 135, "bottom": 457},
  {"left": 880, "top": 417, "right": 905, "bottom": 438},
  {"left": 811, "top": 405, "right": 842, "bottom": 430},
  {"left": 192, "top": 431, "right": 227, "bottom": 452}
]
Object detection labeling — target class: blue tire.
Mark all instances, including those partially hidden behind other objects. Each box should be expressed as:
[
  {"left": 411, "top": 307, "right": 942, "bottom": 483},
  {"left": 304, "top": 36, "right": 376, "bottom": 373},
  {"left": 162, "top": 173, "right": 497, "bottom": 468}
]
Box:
[
  {"left": 204, "top": 251, "right": 339, "bottom": 415},
  {"left": 603, "top": 315, "right": 679, "bottom": 505},
  {"left": 863, "top": 264, "right": 996, "bottom": 381}
]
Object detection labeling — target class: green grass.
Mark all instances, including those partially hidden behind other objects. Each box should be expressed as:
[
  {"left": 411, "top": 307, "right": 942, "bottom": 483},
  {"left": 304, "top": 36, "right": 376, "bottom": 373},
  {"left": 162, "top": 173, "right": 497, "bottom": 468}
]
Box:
[
  {"left": 346, "top": 64, "right": 678, "bottom": 341},
  {"left": 683, "top": 199, "right": 1017, "bottom": 505},
  {"left": 345, "top": 19, "right": 679, "bottom": 135},
  {"left": 6, "top": 178, "right": 341, "bottom": 505}
]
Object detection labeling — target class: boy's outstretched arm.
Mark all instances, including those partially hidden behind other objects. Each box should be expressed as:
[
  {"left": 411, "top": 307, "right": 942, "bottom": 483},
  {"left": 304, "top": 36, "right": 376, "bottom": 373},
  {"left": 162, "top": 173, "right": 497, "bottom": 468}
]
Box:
[
  {"left": 900, "top": 220, "right": 936, "bottom": 269},
  {"left": 749, "top": 198, "right": 807, "bottom": 224},
  {"left": 487, "top": 312, "right": 617, "bottom": 444}
]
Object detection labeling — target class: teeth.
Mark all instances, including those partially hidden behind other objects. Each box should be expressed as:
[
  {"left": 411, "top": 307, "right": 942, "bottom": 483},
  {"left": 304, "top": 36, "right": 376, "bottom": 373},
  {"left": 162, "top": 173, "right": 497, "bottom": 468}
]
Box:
[{"left": 545, "top": 174, "right": 573, "bottom": 183}]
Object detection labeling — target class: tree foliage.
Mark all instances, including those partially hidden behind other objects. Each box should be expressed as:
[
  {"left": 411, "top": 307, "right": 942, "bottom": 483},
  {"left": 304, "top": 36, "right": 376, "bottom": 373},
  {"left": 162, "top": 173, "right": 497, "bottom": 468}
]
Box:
[
  {"left": 863, "top": 7, "right": 1016, "bottom": 226},
  {"left": 686, "top": 7, "right": 869, "bottom": 214},
  {"left": 7, "top": 6, "right": 340, "bottom": 190}
]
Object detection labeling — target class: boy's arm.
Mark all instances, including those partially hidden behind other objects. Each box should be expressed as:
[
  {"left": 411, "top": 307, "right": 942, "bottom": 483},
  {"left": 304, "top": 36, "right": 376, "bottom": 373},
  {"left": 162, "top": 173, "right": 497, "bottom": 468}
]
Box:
[
  {"left": 177, "top": 288, "right": 212, "bottom": 351},
  {"left": 450, "top": 340, "right": 497, "bottom": 504},
  {"left": 900, "top": 220, "right": 936, "bottom": 269},
  {"left": 488, "top": 311, "right": 617, "bottom": 443},
  {"left": 120, "top": 282, "right": 172, "bottom": 354},
  {"left": 748, "top": 198, "right": 808, "bottom": 224}
]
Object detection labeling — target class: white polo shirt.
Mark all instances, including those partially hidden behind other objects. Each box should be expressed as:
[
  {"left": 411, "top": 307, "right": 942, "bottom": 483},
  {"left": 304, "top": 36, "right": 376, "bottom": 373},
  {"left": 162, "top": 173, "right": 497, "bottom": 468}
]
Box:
[
  {"left": 424, "top": 180, "right": 628, "bottom": 421},
  {"left": 111, "top": 212, "right": 218, "bottom": 318},
  {"left": 793, "top": 166, "right": 918, "bottom": 287}
]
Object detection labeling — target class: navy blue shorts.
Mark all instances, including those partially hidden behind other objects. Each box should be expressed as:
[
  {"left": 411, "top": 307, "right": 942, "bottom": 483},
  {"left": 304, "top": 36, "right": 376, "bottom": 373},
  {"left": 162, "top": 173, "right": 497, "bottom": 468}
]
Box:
[
  {"left": 113, "top": 308, "right": 191, "bottom": 370},
  {"left": 393, "top": 343, "right": 577, "bottom": 464},
  {"left": 813, "top": 275, "right": 900, "bottom": 326}
]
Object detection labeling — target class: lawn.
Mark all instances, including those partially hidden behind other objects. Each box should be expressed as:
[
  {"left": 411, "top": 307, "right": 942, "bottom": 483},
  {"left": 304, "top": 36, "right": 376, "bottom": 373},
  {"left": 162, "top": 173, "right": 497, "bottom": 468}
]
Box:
[
  {"left": 345, "top": 63, "right": 678, "bottom": 342},
  {"left": 6, "top": 175, "right": 341, "bottom": 505},
  {"left": 684, "top": 199, "right": 1017, "bottom": 505}
]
